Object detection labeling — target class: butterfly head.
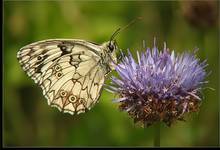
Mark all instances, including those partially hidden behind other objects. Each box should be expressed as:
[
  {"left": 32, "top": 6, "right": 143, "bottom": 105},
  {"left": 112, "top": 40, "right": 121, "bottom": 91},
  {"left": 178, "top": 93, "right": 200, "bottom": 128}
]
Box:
[
  {"left": 101, "top": 40, "right": 118, "bottom": 70},
  {"left": 107, "top": 40, "right": 118, "bottom": 53}
]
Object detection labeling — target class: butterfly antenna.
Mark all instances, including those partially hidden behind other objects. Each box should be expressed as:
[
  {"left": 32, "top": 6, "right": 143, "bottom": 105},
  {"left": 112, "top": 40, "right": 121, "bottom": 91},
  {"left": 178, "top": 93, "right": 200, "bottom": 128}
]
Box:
[
  {"left": 110, "top": 28, "right": 121, "bottom": 42},
  {"left": 110, "top": 17, "right": 143, "bottom": 41}
]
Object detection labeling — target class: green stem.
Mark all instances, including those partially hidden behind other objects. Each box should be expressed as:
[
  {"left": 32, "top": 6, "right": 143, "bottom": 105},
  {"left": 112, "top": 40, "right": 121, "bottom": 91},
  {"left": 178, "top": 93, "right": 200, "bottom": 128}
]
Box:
[{"left": 154, "top": 123, "right": 160, "bottom": 147}]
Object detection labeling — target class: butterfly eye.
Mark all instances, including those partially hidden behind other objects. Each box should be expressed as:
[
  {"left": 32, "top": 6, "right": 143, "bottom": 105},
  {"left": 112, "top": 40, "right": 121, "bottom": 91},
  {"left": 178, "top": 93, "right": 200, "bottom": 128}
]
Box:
[{"left": 108, "top": 43, "right": 115, "bottom": 52}]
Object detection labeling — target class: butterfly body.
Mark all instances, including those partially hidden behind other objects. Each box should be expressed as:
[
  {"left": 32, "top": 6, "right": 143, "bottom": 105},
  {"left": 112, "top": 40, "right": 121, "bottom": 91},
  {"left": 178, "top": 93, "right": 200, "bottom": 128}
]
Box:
[{"left": 17, "top": 39, "right": 118, "bottom": 115}]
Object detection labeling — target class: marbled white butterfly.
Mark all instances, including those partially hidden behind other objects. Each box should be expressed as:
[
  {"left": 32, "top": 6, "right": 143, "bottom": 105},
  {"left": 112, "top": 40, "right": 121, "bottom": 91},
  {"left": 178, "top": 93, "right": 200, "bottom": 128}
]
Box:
[{"left": 17, "top": 34, "right": 119, "bottom": 115}]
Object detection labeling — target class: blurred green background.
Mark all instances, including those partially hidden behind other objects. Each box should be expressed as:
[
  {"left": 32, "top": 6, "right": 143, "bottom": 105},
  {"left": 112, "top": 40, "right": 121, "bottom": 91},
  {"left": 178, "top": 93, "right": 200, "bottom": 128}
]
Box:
[{"left": 3, "top": 0, "right": 219, "bottom": 147}]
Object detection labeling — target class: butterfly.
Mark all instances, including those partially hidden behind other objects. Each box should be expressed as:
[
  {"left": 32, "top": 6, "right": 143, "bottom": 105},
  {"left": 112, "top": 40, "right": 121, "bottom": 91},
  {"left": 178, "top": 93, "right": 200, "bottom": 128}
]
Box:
[{"left": 17, "top": 31, "right": 120, "bottom": 115}]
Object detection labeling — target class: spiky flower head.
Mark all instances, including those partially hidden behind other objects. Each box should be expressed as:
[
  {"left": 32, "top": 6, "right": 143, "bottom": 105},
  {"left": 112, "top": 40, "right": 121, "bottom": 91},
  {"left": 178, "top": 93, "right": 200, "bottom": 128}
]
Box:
[{"left": 108, "top": 41, "right": 208, "bottom": 127}]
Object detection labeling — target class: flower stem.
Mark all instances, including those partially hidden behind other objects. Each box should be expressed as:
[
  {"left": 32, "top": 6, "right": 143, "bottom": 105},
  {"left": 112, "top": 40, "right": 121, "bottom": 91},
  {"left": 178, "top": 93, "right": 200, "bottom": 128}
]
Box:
[{"left": 154, "top": 123, "right": 160, "bottom": 147}]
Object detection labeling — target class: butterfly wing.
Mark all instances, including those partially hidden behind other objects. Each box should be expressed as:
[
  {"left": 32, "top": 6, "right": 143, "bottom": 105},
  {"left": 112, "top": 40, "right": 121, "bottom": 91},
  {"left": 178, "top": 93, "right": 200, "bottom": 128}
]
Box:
[{"left": 17, "top": 39, "right": 107, "bottom": 114}]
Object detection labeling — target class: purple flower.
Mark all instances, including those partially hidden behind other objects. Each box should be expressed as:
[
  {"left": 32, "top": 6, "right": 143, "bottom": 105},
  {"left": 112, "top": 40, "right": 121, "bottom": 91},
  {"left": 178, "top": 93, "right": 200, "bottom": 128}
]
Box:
[{"left": 108, "top": 41, "right": 208, "bottom": 127}]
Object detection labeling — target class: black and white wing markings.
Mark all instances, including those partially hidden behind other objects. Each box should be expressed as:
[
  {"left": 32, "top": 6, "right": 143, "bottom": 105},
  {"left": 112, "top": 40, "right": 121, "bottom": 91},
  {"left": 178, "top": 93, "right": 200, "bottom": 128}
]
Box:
[
  {"left": 17, "top": 39, "right": 107, "bottom": 115},
  {"left": 17, "top": 40, "right": 75, "bottom": 81},
  {"left": 42, "top": 56, "right": 106, "bottom": 114},
  {"left": 44, "top": 56, "right": 106, "bottom": 115}
]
